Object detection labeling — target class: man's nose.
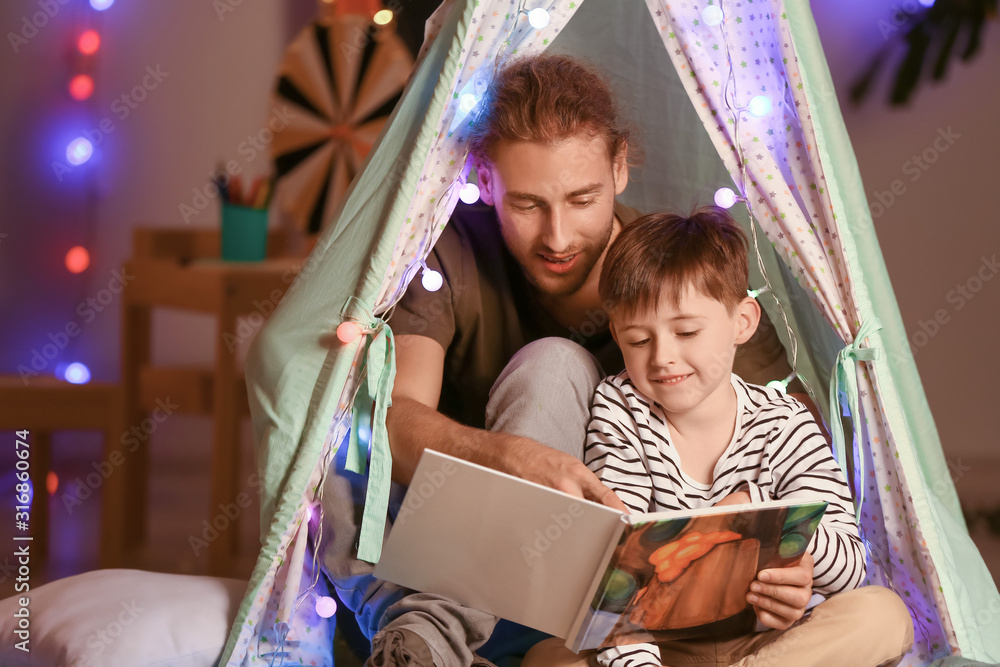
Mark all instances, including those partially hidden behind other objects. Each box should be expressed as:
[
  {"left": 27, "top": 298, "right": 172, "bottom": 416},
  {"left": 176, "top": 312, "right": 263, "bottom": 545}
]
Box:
[{"left": 541, "top": 207, "right": 571, "bottom": 253}]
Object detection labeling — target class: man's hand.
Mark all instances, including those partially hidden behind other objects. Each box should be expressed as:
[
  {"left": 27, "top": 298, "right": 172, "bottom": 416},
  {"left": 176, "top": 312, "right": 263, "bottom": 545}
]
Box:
[
  {"left": 747, "top": 551, "right": 814, "bottom": 630},
  {"left": 502, "top": 437, "right": 628, "bottom": 512}
]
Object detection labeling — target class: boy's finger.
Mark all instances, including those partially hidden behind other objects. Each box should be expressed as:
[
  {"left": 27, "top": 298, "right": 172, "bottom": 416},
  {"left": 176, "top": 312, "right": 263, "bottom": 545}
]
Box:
[
  {"left": 751, "top": 605, "right": 797, "bottom": 631},
  {"left": 750, "top": 581, "right": 812, "bottom": 609}
]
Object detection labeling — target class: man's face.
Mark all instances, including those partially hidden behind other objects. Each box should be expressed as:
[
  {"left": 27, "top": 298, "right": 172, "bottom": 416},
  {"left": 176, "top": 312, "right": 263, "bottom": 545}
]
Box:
[
  {"left": 610, "top": 286, "right": 759, "bottom": 417},
  {"left": 478, "top": 135, "right": 628, "bottom": 298}
]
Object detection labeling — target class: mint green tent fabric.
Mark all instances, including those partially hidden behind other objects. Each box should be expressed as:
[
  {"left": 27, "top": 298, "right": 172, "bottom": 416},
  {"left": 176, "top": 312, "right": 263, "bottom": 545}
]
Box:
[{"left": 221, "top": 1, "right": 1000, "bottom": 664}]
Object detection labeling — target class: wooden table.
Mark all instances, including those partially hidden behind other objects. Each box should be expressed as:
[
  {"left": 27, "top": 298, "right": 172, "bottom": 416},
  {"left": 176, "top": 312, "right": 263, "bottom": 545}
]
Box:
[{"left": 120, "top": 227, "right": 303, "bottom": 575}]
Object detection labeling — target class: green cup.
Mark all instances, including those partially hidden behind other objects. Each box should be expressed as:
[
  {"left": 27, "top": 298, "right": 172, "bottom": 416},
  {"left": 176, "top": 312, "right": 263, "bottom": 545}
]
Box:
[{"left": 221, "top": 203, "right": 268, "bottom": 261}]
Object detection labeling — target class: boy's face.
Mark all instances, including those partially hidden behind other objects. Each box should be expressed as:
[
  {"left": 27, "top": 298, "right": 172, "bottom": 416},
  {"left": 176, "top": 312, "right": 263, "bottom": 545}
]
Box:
[
  {"left": 610, "top": 286, "right": 760, "bottom": 418},
  {"left": 477, "top": 134, "right": 628, "bottom": 298}
]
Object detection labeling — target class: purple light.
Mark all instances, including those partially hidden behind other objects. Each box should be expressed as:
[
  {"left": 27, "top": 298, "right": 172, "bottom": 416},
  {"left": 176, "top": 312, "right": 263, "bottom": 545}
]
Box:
[
  {"left": 66, "top": 138, "right": 93, "bottom": 166},
  {"left": 315, "top": 596, "right": 337, "bottom": 618},
  {"left": 89, "top": 0, "right": 115, "bottom": 10},
  {"left": 64, "top": 362, "right": 92, "bottom": 384}
]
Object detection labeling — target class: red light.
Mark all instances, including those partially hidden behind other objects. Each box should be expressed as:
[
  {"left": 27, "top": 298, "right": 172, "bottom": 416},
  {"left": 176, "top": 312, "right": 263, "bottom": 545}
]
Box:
[
  {"left": 78, "top": 30, "right": 100, "bottom": 55},
  {"left": 66, "top": 246, "right": 91, "bottom": 273},
  {"left": 69, "top": 74, "right": 94, "bottom": 101},
  {"left": 46, "top": 472, "right": 59, "bottom": 495}
]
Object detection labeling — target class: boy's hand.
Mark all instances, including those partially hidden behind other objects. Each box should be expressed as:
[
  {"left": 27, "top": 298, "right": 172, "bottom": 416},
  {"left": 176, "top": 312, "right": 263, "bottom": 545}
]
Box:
[
  {"left": 714, "top": 490, "right": 751, "bottom": 507},
  {"left": 747, "top": 551, "right": 814, "bottom": 630}
]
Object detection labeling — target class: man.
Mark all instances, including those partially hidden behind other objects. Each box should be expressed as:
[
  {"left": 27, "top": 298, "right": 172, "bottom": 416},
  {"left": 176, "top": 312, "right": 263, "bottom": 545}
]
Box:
[{"left": 322, "top": 54, "right": 816, "bottom": 666}]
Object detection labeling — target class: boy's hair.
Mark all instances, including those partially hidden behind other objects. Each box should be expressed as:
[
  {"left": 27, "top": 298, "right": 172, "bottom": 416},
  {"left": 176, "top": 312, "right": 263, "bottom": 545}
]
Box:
[
  {"left": 468, "top": 54, "right": 629, "bottom": 165},
  {"left": 600, "top": 206, "right": 750, "bottom": 317}
]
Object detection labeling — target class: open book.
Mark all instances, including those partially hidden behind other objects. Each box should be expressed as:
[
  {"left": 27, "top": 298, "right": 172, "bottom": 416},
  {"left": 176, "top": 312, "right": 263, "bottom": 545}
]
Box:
[{"left": 374, "top": 450, "right": 826, "bottom": 652}]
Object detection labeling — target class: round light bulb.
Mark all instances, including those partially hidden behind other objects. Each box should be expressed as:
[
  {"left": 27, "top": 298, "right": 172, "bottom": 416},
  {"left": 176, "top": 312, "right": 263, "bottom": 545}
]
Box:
[
  {"left": 78, "top": 30, "right": 101, "bottom": 55},
  {"left": 766, "top": 379, "right": 789, "bottom": 394},
  {"left": 69, "top": 74, "right": 94, "bottom": 101},
  {"left": 373, "top": 9, "right": 393, "bottom": 24},
  {"left": 336, "top": 321, "right": 362, "bottom": 343},
  {"left": 65, "top": 362, "right": 92, "bottom": 384},
  {"left": 421, "top": 268, "right": 443, "bottom": 292},
  {"left": 65, "top": 245, "right": 91, "bottom": 273},
  {"left": 89, "top": 0, "right": 115, "bottom": 10},
  {"left": 46, "top": 471, "right": 59, "bottom": 495},
  {"left": 748, "top": 95, "right": 772, "bottom": 117},
  {"left": 459, "top": 182, "right": 480, "bottom": 204},
  {"left": 714, "top": 187, "right": 738, "bottom": 209},
  {"left": 918, "top": 0, "right": 935, "bottom": 6},
  {"left": 66, "top": 137, "right": 93, "bottom": 166},
  {"left": 528, "top": 8, "right": 550, "bottom": 29},
  {"left": 459, "top": 93, "right": 477, "bottom": 115},
  {"left": 315, "top": 596, "right": 337, "bottom": 618},
  {"left": 702, "top": 6, "right": 723, "bottom": 26}
]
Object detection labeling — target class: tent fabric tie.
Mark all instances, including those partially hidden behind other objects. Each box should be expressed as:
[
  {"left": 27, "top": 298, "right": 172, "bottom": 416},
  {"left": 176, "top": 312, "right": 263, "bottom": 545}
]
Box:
[
  {"left": 828, "top": 316, "right": 882, "bottom": 523},
  {"left": 345, "top": 314, "right": 396, "bottom": 563}
]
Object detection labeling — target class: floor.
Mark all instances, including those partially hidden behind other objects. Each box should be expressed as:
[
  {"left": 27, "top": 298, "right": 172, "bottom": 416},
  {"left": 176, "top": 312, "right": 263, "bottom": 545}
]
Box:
[{"left": 1, "top": 424, "right": 998, "bottom": 666}]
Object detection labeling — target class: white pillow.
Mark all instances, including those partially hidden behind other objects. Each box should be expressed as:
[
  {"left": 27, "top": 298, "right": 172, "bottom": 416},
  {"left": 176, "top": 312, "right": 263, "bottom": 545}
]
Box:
[{"left": 0, "top": 569, "right": 247, "bottom": 667}]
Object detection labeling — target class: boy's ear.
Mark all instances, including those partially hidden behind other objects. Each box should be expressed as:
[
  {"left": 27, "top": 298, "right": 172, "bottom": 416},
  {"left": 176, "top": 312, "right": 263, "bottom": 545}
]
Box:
[
  {"left": 734, "top": 296, "right": 761, "bottom": 345},
  {"left": 609, "top": 320, "right": 619, "bottom": 346},
  {"left": 476, "top": 162, "right": 496, "bottom": 206}
]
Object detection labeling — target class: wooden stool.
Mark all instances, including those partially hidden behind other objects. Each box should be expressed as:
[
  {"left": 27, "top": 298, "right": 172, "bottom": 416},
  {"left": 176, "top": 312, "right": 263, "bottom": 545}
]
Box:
[{"left": 0, "top": 378, "right": 123, "bottom": 567}]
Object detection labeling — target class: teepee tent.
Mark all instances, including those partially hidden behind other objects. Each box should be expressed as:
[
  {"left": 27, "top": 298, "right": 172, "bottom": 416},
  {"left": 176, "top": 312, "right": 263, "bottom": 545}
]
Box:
[{"left": 220, "top": 1, "right": 1000, "bottom": 664}]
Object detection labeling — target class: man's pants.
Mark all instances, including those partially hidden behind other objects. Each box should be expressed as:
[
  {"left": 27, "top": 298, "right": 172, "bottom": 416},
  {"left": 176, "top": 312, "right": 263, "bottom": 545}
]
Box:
[{"left": 320, "top": 338, "right": 603, "bottom": 665}]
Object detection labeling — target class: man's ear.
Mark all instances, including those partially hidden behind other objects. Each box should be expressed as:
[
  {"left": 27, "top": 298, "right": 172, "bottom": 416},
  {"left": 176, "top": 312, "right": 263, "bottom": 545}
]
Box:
[
  {"left": 612, "top": 144, "right": 629, "bottom": 196},
  {"left": 734, "top": 296, "right": 761, "bottom": 345},
  {"left": 476, "top": 162, "right": 496, "bottom": 206}
]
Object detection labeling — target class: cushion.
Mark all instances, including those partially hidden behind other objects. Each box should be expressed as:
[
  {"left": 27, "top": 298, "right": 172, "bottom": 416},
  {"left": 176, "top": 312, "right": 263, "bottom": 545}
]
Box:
[{"left": 0, "top": 569, "right": 247, "bottom": 666}]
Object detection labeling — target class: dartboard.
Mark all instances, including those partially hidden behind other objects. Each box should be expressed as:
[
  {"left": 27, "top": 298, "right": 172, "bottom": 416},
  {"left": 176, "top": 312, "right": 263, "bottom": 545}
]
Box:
[{"left": 271, "top": 15, "right": 413, "bottom": 234}]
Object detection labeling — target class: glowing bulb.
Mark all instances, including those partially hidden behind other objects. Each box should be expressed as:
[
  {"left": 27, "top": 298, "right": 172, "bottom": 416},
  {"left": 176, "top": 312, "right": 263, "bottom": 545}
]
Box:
[
  {"left": 89, "top": 0, "right": 115, "bottom": 10},
  {"left": 336, "top": 321, "right": 362, "bottom": 343},
  {"left": 66, "top": 138, "right": 93, "bottom": 166},
  {"left": 373, "top": 9, "right": 393, "bottom": 24},
  {"left": 459, "top": 93, "right": 477, "bottom": 115},
  {"left": 702, "top": 5, "right": 723, "bottom": 26},
  {"left": 64, "top": 362, "right": 92, "bottom": 384},
  {"left": 714, "top": 187, "right": 738, "bottom": 209},
  {"left": 459, "top": 182, "right": 480, "bottom": 204},
  {"left": 78, "top": 30, "right": 101, "bottom": 55},
  {"left": 66, "top": 246, "right": 91, "bottom": 273},
  {"left": 528, "top": 8, "right": 550, "bottom": 29},
  {"left": 357, "top": 422, "right": 372, "bottom": 445},
  {"left": 766, "top": 379, "right": 788, "bottom": 394},
  {"left": 918, "top": 0, "right": 934, "bottom": 5},
  {"left": 69, "top": 74, "right": 94, "bottom": 101},
  {"left": 315, "top": 596, "right": 337, "bottom": 618},
  {"left": 421, "top": 267, "right": 443, "bottom": 292},
  {"left": 748, "top": 95, "right": 772, "bottom": 117},
  {"left": 46, "top": 472, "right": 59, "bottom": 495},
  {"left": 306, "top": 504, "right": 315, "bottom": 522}
]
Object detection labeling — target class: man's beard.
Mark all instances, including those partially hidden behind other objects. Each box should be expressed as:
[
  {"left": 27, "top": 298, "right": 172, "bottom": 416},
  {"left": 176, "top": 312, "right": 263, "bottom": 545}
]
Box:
[{"left": 516, "top": 213, "right": 616, "bottom": 298}]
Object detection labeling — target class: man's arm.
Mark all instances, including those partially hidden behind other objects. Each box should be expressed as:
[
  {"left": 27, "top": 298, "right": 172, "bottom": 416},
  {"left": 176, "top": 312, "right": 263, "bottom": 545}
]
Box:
[{"left": 387, "top": 334, "right": 624, "bottom": 509}]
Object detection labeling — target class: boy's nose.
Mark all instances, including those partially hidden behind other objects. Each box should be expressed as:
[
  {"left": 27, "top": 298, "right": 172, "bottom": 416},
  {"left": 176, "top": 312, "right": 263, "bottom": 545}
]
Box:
[{"left": 650, "top": 338, "right": 676, "bottom": 367}]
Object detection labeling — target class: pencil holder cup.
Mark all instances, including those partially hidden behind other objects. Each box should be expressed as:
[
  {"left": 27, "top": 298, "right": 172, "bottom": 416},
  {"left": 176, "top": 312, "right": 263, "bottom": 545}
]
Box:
[{"left": 221, "top": 203, "right": 269, "bottom": 261}]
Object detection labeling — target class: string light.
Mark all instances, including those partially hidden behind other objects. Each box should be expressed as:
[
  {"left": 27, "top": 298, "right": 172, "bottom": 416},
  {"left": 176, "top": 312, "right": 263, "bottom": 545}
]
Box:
[
  {"left": 65, "top": 246, "right": 90, "bottom": 273},
  {"left": 77, "top": 30, "right": 101, "bottom": 55},
  {"left": 336, "top": 321, "right": 363, "bottom": 344},
  {"left": 527, "top": 8, "right": 550, "bottom": 29},
  {"left": 766, "top": 372, "right": 797, "bottom": 395},
  {"left": 66, "top": 138, "right": 93, "bottom": 165},
  {"left": 702, "top": 6, "right": 724, "bottom": 26},
  {"left": 421, "top": 263, "right": 443, "bottom": 292},
  {"left": 373, "top": 9, "right": 393, "bottom": 25},
  {"left": 46, "top": 471, "right": 59, "bottom": 495},
  {"left": 746, "top": 286, "right": 769, "bottom": 299},
  {"left": 64, "top": 362, "right": 92, "bottom": 384},
  {"left": 89, "top": 0, "right": 115, "bottom": 10},
  {"left": 714, "top": 186, "right": 739, "bottom": 209},
  {"left": 315, "top": 596, "right": 337, "bottom": 618},
  {"left": 458, "top": 182, "right": 480, "bottom": 204},
  {"left": 69, "top": 74, "right": 94, "bottom": 101},
  {"left": 458, "top": 93, "right": 478, "bottom": 115},
  {"left": 748, "top": 95, "right": 772, "bottom": 117}
]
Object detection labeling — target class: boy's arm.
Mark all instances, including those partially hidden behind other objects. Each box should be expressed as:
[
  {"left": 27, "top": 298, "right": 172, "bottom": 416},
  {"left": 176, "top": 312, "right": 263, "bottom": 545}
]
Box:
[
  {"left": 596, "top": 644, "right": 661, "bottom": 667},
  {"left": 583, "top": 380, "right": 652, "bottom": 514},
  {"left": 388, "top": 335, "right": 623, "bottom": 509}
]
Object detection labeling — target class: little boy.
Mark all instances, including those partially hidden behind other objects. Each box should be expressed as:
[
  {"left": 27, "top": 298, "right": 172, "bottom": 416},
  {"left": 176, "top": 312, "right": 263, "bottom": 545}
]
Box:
[{"left": 522, "top": 208, "right": 913, "bottom": 667}]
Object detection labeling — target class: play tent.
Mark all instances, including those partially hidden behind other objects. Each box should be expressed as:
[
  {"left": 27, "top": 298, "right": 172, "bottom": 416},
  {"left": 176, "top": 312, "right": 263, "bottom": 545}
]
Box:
[{"left": 220, "top": 0, "right": 1000, "bottom": 664}]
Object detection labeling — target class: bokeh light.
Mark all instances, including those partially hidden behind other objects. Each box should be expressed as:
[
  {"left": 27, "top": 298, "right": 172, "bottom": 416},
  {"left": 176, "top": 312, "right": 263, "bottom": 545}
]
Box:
[
  {"left": 65, "top": 246, "right": 91, "bottom": 273},
  {"left": 66, "top": 138, "right": 93, "bottom": 166},
  {"left": 78, "top": 30, "right": 101, "bottom": 55},
  {"left": 69, "top": 74, "right": 94, "bottom": 101}
]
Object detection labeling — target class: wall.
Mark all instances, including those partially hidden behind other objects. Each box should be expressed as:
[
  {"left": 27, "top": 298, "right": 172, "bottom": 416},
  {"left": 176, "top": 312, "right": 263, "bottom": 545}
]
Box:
[{"left": 811, "top": 1, "right": 1000, "bottom": 464}]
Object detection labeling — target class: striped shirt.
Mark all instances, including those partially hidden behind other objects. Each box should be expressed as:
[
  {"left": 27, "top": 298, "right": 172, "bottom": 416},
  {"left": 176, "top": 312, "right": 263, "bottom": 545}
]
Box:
[{"left": 585, "top": 372, "right": 865, "bottom": 667}]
